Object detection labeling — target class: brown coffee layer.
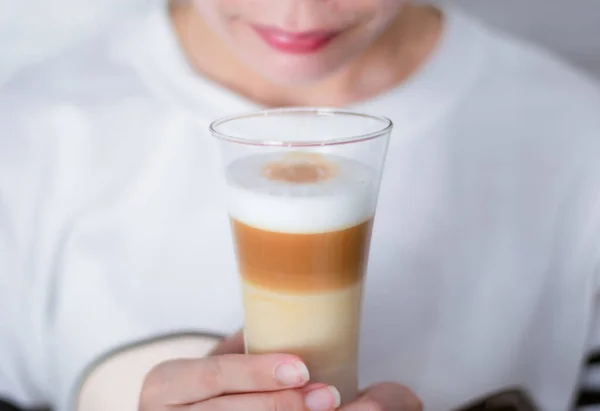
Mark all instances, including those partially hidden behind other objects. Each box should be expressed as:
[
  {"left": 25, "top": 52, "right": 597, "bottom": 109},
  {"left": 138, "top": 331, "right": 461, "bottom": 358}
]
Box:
[{"left": 231, "top": 219, "right": 373, "bottom": 293}]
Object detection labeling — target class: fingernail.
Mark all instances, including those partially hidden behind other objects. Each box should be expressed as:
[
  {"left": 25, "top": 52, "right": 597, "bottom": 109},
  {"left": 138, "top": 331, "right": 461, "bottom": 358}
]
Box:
[
  {"left": 274, "top": 361, "right": 310, "bottom": 386},
  {"left": 305, "top": 386, "right": 341, "bottom": 411}
]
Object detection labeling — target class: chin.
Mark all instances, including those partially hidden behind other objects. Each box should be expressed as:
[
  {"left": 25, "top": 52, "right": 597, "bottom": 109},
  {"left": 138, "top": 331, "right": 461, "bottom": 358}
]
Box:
[
  {"left": 243, "top": 52, "right": 351, "bottom": 86},
  {"left": 255, "top": 65, "right": 336, "bottom": 86}
]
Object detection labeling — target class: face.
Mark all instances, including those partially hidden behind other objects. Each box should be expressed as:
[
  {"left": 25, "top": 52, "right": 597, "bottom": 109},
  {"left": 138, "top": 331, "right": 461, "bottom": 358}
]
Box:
[{"left": 194, "top": 0, "right": 406, "bottom": 84}]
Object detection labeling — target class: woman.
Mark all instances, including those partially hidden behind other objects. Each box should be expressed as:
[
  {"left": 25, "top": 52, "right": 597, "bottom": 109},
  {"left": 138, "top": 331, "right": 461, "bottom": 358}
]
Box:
[{"left": 1, "top": 1, "right": 599, "bottom": 410}]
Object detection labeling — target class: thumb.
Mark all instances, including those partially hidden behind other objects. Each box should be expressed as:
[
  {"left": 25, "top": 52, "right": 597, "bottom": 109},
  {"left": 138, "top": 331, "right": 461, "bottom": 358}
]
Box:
[
  {"left": 208, "top": 330, "right": 245, "bottom": 356},
  {"left": 342, "top": 382, "right": 423, "bottom": 411}
]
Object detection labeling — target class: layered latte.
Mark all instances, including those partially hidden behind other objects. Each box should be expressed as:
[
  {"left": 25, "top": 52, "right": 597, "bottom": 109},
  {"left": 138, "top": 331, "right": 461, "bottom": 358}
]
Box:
[{"left": 225, "top": 152, "right": 378, "bottom": 404}]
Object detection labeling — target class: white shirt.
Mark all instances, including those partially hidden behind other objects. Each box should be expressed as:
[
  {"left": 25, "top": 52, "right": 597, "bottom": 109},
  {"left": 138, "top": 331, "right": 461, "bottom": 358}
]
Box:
[{"left": 1, "top": 3, "right": 600, "bottom": 411}]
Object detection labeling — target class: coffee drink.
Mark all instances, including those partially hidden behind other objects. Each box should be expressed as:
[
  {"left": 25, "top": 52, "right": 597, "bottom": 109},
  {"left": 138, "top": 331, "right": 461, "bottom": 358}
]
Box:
[{"left": 225, "top": 152, "right": 378, "bottom": 404}]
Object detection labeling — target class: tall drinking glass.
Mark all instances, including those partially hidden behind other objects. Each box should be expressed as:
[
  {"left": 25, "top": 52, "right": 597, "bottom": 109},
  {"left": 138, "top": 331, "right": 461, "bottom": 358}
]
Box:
[{"left": 210, "top": 108, "right": 393, "bottom": 404}]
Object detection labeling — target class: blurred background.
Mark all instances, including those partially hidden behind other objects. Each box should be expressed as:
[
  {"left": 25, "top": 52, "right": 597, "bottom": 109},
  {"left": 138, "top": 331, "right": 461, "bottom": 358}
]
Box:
[{"left": 1, "top": 0, "right": 599, "bottom": 85}]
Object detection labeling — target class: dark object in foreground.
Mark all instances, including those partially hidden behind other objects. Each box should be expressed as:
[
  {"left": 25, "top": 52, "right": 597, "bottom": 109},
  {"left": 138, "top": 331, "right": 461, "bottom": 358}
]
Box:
[
  {"left": 456, "top": 389, "right": 538, "bottom": 411},
  {"left": 0, "top": 401, "right": 26, "bottom": 411},
  {"left": 0, "top": 401, "right": 48, "bottom": 411}
]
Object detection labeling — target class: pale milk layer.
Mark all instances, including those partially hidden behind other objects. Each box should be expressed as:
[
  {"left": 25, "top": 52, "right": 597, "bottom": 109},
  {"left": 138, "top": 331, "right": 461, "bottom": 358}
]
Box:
[
  {"left": 225, "top": 153, "right": 378, "bottom": 233},
  {"left": 242, "top": 281, "right": 363, "bottom": 404}
]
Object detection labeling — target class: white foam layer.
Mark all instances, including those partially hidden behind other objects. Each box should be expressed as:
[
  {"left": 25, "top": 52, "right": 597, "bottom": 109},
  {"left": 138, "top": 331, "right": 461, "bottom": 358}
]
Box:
[{"left": 225, "top": 153, "right": 378, "bottom": 233}]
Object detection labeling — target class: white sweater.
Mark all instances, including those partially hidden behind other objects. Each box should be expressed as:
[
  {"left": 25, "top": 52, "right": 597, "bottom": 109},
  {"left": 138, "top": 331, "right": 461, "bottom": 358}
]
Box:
[{"left": 1, "top": 3, "right": 600, "bottom": 410}]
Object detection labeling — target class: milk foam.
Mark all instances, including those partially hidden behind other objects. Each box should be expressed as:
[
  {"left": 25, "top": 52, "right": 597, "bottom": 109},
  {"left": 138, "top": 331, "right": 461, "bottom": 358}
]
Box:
[{"left": 225, "top": 152, "right": 377, "bottom": 234}]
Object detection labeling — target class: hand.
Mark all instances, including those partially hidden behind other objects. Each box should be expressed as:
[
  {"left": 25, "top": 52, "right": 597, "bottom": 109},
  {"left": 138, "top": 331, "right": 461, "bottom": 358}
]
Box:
[
  {"left": 139, "top": 332, "right": 422, "bottom": 411},
  {"left": 340, "top": 383, "right": 422, "bottom": 411},
  {"left": 139, "top": 332, "right": 340, "bottom": 411}
]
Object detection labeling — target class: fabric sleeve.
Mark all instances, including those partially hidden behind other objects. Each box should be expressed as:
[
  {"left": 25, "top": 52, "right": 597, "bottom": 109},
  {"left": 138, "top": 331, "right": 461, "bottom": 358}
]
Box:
[
  {"left": 578, "top": 272, "right": 600, "bottom": 410},
  {"left": 577, "top": 307, "right": 600, "bottom": 410},
  {"left": 576, "top": 153, "right": 600, "bottom": 410},
  {"left": 0, "top": 96, "right": 48, "bottom": 409},
  {"left": 0, "top": 204, "right": 35, "bottom": 408}
]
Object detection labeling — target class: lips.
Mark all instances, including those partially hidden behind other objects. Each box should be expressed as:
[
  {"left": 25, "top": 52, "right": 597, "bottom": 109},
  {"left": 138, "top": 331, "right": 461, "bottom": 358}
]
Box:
[{"left": 252, "top": 25, "right": 338, "bottom": 54}]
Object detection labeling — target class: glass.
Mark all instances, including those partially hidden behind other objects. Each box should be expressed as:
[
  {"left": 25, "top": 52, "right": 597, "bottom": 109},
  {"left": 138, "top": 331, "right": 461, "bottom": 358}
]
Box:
[{"left": 210, "top": 107, "right": 393, "bottom": 404}]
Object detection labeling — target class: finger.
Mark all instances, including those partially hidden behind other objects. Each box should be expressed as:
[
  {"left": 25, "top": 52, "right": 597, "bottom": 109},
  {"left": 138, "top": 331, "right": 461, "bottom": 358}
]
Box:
[
  {"left": 209, "top": 331, "right": 245, "bottom": 356},
  {"left": 340, "top": 382, "right": 422, "bottom": 411},
  {"left": 141, "top": 354, "right": 311, "bottom": 406},
  {"left": 189, "top": 384, "right": 341, "bottom": 411}
]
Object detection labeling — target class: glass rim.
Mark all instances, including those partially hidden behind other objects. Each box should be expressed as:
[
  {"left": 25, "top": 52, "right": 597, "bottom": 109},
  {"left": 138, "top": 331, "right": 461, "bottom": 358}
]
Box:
[{"left": 209, "top": 107, "right": 393, "bottom": 147}]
